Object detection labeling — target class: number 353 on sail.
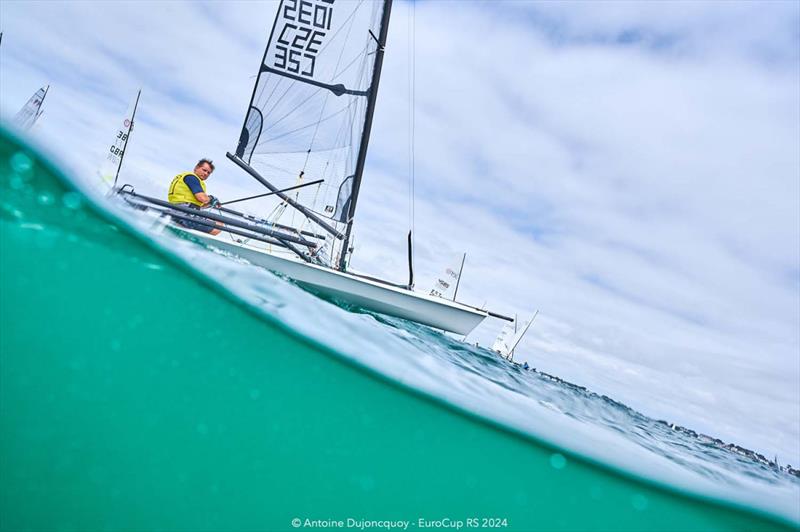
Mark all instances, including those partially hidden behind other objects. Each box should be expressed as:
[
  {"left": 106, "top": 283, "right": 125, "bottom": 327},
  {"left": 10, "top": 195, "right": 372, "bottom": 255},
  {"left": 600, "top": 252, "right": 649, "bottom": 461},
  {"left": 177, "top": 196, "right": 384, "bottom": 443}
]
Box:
[{"left": 273, "top": 0, "right": 333, "bottom": 78}]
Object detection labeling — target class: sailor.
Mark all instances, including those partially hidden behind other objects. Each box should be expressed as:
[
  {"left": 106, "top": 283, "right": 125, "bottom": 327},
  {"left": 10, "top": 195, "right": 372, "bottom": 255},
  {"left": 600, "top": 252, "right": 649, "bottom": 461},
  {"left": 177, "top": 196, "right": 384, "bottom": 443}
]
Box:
[{"left": 168, "top": 158, "right": 223, "bottom": 235}]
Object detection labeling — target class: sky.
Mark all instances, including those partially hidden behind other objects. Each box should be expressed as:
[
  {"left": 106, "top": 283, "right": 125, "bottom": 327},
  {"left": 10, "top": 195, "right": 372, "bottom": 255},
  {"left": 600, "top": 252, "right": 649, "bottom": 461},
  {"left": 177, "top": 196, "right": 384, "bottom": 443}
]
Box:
[{"left": 1, "top": 0, "right": 798, "bottom": 465}]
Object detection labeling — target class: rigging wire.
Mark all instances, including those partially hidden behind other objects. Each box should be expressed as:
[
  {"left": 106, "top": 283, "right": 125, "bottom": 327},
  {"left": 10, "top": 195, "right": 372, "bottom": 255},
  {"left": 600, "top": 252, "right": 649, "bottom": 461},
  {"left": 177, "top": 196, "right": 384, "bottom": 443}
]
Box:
[
  {"left": 408, "top": 0, "right": 416, "bottom": 265},
  {"left": 303, "top": 2, "right": 358, "bottom": 172}
]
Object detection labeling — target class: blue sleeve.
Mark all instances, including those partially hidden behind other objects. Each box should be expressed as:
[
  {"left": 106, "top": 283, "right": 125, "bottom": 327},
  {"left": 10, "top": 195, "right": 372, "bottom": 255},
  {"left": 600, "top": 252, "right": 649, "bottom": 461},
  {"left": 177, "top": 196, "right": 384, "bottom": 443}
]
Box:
[{"left": 183, "top": 174, "right": 204, "bottom": 195}]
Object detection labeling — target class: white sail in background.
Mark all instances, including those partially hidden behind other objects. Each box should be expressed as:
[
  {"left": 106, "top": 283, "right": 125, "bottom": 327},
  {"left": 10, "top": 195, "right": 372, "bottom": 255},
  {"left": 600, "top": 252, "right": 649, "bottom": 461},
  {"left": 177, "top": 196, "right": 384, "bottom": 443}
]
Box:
[
  {"left": 13, "top": 86, "right": 48, "bottom": 131},
  {"left": 430, "top": 253, "right": 466, "bottom": 300},
  {"left": 491, "top": 314, "right": 517, "bottom": 357},
  {"left": 492, "top": 311, "right": 538, "bottom": 359},
  {"left": 99, "top": 91, "right": 140, "bottom": 188}
]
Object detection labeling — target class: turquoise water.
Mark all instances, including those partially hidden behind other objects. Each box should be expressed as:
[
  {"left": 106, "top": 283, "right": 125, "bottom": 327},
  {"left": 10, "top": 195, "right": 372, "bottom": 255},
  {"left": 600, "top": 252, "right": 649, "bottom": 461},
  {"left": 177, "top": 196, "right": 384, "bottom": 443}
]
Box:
[{"left": 1, "top": 126, "right": 798, "bottom": 531}]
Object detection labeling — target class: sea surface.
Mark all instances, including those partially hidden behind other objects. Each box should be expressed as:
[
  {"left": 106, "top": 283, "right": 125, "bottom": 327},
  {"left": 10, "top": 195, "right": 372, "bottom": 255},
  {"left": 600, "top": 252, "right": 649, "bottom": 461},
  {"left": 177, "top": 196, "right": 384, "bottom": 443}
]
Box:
[{"left": 1, "top": 125, "right": 798, "bottom": 531}]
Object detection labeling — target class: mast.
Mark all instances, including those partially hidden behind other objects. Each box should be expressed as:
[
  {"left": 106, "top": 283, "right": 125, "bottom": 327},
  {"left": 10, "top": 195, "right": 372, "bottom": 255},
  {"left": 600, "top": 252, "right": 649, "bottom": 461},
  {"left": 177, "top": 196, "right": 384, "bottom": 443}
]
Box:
[
  {"left": 113, "top": 89, "right": 140, "bottom": 188},
  {"left": 40, "top": 85, "right": 50, "bottom": 106},
  {"left": 452, "top": 253, "right": 466, "bottom": 301},
  {"left": 338, "top": 0, "right": 394, "bottom": 271}
]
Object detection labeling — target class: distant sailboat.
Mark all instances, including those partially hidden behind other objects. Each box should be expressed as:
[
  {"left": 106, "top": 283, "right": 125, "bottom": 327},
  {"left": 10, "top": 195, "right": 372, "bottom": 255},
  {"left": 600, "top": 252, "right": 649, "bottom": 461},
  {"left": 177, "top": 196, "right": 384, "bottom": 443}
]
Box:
[
  {"left": 492, "top": 311, "right": 538, "bottom": 360},
  {"left": 13, "top": 86, "right": 49, "bottom": 131},
  {"left": 99, "top": 90, "right": 141, "bottom": 189}
]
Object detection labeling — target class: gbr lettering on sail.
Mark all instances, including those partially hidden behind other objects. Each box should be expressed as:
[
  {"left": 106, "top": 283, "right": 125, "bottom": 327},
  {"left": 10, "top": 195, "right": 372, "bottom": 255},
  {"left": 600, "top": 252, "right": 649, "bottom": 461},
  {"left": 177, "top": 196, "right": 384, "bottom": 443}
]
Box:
[{"left": 273, "top": 0, "right": 333, "bottom": 78}]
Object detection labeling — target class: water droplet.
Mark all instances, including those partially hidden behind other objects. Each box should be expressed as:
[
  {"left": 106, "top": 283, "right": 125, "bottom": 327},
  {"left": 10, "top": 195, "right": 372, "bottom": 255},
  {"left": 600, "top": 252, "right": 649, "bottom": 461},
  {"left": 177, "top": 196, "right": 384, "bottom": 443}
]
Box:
[
  {"left": 549, "top": 453, "right": 567, "bottom": 470},
  {"left": 62, "top": 191, "right": 82, "bottom": 209},
  {"left": 10, "top": 152, "right": 33, "bottom": 174},
  {"left": 37, "top": 192, "right": 54, "bottom": 206},
  {"left": 631, "top": 493, "right": 648, "bottom": 511}
]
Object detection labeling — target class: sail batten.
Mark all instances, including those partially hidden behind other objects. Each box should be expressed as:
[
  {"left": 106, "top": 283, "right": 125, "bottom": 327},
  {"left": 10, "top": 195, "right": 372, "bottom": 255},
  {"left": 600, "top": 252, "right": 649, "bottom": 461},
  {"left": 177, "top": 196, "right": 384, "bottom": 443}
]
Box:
[
  {"left": 234, "top": 0, "right": 390, "bottom": 267},
  {"left": 261, "top": 66, "right": 369, "bottom": 97}
]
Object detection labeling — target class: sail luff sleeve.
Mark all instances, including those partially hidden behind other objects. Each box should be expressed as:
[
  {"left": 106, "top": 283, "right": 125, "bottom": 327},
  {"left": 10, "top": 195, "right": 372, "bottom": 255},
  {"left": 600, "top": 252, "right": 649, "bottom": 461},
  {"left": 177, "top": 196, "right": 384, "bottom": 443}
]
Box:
[{"left": 338, "top": 0, "right": 393, "bottom": 271}]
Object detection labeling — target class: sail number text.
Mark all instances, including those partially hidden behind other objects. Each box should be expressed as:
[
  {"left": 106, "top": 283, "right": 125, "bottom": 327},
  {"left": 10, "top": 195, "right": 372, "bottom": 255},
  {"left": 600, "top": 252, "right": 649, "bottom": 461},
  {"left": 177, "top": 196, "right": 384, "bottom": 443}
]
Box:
[
  {"left": 274, "top": 0, "right": 333, "bottom": 78},
  {"left": 108, "top": 130, "right": 128, "bottom": 157}
]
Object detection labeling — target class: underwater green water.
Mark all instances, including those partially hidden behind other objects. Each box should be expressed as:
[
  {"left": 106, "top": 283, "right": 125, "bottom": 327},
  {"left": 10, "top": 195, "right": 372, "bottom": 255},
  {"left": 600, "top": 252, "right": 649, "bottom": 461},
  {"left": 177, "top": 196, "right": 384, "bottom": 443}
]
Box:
[{"left": 0, "top": 127, "right": 795, "bottom": 531}]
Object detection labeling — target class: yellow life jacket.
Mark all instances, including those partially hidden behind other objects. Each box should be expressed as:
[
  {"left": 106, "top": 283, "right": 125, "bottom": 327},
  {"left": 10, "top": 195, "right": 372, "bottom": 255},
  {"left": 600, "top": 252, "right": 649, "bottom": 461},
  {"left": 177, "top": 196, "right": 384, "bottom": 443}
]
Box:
[{"left": 168, "top": 172, "right": 207, "bottom": 206}]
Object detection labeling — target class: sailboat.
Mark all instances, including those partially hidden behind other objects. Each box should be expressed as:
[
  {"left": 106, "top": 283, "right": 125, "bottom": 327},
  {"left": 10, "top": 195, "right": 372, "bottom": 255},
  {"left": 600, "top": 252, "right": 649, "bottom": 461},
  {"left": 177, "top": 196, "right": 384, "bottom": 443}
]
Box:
[
  {"left": 13, "top": 86, "right": 49, "bottom": 131},
  {"left": 118, "top": 0, "right": 512, "bottom": 335},
  {"left": 99, "top": 90, "right": 141, "bottom": 189},
  {"left": 491, "top": 311, "right": 538, "bottom": 360}
]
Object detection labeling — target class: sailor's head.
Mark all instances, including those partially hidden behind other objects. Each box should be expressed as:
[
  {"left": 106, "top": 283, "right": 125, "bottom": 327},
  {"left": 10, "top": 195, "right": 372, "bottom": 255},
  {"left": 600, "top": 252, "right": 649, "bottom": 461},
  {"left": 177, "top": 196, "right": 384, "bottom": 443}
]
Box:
[{"left": 194, "top": 158, "right": 215, "bottom": 180}]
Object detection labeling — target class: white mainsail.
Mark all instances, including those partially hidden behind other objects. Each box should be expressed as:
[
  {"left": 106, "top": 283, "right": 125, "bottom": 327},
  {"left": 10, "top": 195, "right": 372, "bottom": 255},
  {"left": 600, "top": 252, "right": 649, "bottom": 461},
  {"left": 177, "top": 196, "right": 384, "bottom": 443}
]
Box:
[
  {"left": 492, "top": 321, "right": 514, "bottom": 357},
  {"left": 234, "top": 0, "right": 390, "bottom": 268},
  {"left": 13, "top": 86, "right": 48, "bottom": 131},
  {"left": 492, "top": 311, "right": 539, "bottom": 359},
  {"left": 430, "top": 253, "right": 466, "bottom": 300}
]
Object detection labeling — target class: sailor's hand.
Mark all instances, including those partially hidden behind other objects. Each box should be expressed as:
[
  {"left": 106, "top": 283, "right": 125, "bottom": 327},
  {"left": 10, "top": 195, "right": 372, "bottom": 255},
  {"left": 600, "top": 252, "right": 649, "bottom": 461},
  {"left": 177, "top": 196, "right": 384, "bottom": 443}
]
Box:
[{"left": 208, "top": 195, "right": 221, "bottom": 208}]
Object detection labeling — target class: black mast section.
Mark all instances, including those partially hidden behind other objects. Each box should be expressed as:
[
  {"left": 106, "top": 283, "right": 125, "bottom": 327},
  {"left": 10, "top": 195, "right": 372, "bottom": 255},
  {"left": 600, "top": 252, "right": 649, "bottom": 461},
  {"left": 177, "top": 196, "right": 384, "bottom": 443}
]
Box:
[{"left": 338, "top": 0, "right": 394, "bottom": 271}]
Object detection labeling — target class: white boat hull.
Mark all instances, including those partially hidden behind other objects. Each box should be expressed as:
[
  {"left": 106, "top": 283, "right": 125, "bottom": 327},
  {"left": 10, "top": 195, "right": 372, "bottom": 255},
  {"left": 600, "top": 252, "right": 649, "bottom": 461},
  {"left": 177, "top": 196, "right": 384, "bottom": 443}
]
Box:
[{"left": 179, "top": 229, "right": 487, "bottom": 335}]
